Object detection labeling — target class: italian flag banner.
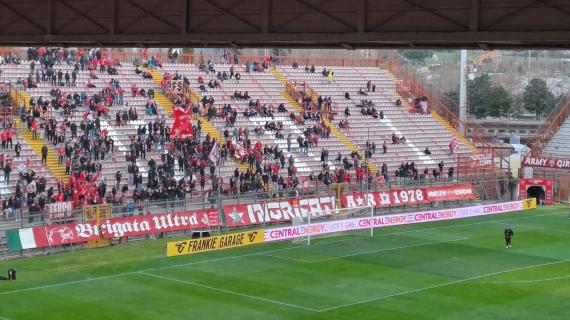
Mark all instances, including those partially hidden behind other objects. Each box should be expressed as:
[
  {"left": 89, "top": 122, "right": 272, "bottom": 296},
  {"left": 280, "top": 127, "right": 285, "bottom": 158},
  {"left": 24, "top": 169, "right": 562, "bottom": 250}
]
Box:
[{"left": 6, "top": 228, "right": 50, "bottom": 251}]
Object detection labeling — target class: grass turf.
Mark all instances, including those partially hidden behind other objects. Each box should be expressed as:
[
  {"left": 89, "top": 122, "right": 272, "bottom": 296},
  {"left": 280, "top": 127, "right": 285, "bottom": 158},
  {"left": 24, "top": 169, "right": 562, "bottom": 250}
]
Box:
[{"left": 0, "top": 205, "right": 569, "bottom": 319}]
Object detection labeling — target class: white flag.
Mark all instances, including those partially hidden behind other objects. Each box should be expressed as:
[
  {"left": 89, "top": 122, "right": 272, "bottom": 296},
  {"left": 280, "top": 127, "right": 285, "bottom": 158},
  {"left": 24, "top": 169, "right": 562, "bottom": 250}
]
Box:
[{"left": 209, "top": 142, "right": 220, "bottom": 164}]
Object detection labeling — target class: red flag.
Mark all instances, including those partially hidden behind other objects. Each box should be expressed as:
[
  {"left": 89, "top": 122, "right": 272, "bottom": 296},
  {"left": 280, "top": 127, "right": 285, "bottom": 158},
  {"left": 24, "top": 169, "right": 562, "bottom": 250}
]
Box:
[
  {"left": 173, "top": 106, "right": 191, "bottom": 117},
  {"left": 171, "top": 115, "right": 193, "bottom": 138}
]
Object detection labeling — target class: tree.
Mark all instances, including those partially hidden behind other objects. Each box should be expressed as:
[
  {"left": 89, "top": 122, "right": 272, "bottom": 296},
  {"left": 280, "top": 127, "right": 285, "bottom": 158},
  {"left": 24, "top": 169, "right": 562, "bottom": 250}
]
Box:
[
  {"left": 523, "top": 78, "right": 555, "bottom": 119},
  {"left": 401, "top": 50, "right": 433, "bottom": 62},
  {"left": 441, "top": 89, "right": 459, "bottom": 115},
  {"left": 467, "top": 74, "right": 493, "bottom": 118},
  {"left": 487, "top": 85, "right": 512, "bottom": 118},
  {"left": 467, "top": 74, "right": 512, "bottom": 119}
]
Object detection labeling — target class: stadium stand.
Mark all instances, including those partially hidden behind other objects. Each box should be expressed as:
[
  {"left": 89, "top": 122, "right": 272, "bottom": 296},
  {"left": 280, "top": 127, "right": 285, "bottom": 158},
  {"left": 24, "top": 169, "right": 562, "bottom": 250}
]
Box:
[
  {"left": 542, "top": 118, "right": 570, "bottom": 157},
  {"left": 0, "top": 48, "right": 479, "bottom": 220},
  {"left": 275, "top": 63, "right": 470, "bottom": 180}
]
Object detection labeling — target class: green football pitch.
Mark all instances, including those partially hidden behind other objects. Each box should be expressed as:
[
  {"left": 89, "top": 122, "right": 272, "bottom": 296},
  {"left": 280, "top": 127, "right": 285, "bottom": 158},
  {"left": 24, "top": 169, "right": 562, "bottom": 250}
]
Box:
[{"left": 0, "top": 205, "right": 569, "bottom": 320}]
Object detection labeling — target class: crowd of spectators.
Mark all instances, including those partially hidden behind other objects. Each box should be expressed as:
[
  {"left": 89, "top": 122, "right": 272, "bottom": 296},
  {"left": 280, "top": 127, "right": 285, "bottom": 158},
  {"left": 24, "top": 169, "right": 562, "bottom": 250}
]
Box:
[{"left": 0, "top": 49, "right": 460, "bottom": 221}]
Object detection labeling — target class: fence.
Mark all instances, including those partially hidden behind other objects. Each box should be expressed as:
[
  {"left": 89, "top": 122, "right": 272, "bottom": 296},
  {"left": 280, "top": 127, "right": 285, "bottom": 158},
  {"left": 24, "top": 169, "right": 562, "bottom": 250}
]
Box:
[{"left": 0, "top": 176, "right": 516, "bottom": 261}]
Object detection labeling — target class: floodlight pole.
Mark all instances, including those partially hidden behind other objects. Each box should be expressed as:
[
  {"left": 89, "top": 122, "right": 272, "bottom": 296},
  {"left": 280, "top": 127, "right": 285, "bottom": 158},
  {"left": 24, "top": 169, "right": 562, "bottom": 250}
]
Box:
[{"left": 459, "top": 50, "right": 467, "bottom": 134}]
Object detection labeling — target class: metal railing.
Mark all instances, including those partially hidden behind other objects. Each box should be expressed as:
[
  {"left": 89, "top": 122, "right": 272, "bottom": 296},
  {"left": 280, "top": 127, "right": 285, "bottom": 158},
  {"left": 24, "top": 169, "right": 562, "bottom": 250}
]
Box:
[
  {"left": 525, "top": 95, "right": 570, "bottom": 157},
  {"left": 0, "top": 175, "right": 517, "bottom": 260}
]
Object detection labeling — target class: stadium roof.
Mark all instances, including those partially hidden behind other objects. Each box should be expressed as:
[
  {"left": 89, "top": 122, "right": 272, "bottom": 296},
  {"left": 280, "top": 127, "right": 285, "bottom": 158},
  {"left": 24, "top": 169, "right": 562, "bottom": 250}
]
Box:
[{"left": 1, "top": 0, "right": 570, "bottom": 48}]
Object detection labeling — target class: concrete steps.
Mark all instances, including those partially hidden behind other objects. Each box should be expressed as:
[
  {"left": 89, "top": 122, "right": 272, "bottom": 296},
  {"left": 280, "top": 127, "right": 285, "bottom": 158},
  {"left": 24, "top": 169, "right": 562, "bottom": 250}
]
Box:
[
  {"left": 10, "top": 91, "right": 67, "bottom": 181},
  {"left": 280, "top": 92, "right": 379, "bottom": 175}
]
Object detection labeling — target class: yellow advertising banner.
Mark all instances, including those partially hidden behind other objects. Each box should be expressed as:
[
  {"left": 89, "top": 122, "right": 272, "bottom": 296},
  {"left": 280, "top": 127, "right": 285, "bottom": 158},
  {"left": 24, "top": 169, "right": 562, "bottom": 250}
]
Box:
[
  {"left": 522, "top": 198, "right": 537, "bottom": 209},
  {"left": 166, "top": 229, "right": 264, "bottom": 257}
]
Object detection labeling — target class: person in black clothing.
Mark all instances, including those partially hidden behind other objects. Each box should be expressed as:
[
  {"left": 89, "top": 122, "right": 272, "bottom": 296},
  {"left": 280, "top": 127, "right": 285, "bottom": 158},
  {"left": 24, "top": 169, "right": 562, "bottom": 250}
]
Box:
[
  {"left": 504, "top": 226, "right": 514, "bottom": 248},
  {"left": 14, "top": 142, "right": 21, "bottom": 158},
  {"left": 3, "top": 164, "right": 10, "bottom": 183},
  {"left": 8, "top": 268, "right": 15, "bottom": 280},
  {"left": 41, "top": 145, "right": 48, "bottom": 163}
]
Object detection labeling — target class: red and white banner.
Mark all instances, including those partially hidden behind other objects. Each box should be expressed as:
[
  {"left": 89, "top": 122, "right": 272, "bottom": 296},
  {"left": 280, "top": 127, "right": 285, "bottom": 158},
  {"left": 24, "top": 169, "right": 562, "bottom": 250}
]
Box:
[
  {"left": 44, "top": 201, "right": 74, "bottom": 220},
  {"left": 424, "top": 184, "right": 475, "bottom": 202},
  {"left": 98, "top": 209, "right": 220, "bottom": 238},
  {"left": 469, "top": 153, "right": 493, "bottom": 168},
  {"left": 265, "top": 200, "right": 525, "bottom": 242},
  {"left": 223, "top": 196, "right": 336, "bottom": 227},
  {"left": 36, "top": 222, "right": 101, "bottom": 247},
  {"left": 341, "top": 188, "right": 426, "bottom": 209},
  {"left": 341, "top": 184, "right": 475, "bottom": 209},
  {"left": 522, "top": 156, "right": 570, "bottom": 169},
  {"left": 22, "top": 209, "right": 220, "bottom": 248}
]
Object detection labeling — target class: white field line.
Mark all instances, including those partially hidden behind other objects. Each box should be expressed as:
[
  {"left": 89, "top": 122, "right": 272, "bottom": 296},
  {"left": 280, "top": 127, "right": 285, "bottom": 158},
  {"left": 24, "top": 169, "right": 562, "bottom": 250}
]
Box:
[
  {"left": 317, "top": 260, "right": 569, "bottom": 313},
  {"left": 477, "top": 274, "right": 570, "bottom": 284},
  {"left": 0, "top": 211, "right": 563, "bottom": 297},
  {"left": 0, "top": 315, "right": 10, "bottom": 320},
  {"left": 0, "top": 247, "right": 300, "bottom": 297},
  {"left": 256, "top": 253, "right": 313, "bottom": 263},
  {"left": 308, "top": 237, "right": 469, "bottom": 263},
  {"left": 259, "top": 236, "right": 467, "bottom": 264},
  {"left": 138, "top": 271, "right": 321, "bottom": 312}
]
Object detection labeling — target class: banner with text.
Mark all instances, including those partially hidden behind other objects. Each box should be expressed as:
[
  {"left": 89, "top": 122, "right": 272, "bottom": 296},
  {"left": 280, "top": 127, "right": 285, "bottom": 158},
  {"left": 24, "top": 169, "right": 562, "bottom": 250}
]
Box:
[
  {"left": 522, "top": 156, "right": 570, "bottom": 169},
  {"left": 223, "top": 196, "right": 336, "bottom": 227},
  {"left": 424, "top": 184, "right": 475, "bottom": 202},
  {"left": 470, "top": 153, "right": 493, "bottom": 168},
  {"left": 265, "top": 200, "right": 526, "bottom": 242},
  {"left": 166, "top": 80, "right": 189, "bottom": 94},
  {"left": 341, "top": 184, "right": 475, "bottom": 209},
  {"left": 166, "top": 229, "right": 264, "bottom": 257},
  {"left": 10, "top": 209, "right": 221, "bottom": 250},
  {"left": 44, "top": 201, "right": 74, "bottom": 220},
  {"left": 99, "top": 209, "right": 220, "bottom": 238}
]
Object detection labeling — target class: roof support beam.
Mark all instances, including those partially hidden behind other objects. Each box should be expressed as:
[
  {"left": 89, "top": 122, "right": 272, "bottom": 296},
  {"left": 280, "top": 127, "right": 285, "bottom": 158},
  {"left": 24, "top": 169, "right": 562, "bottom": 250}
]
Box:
[
  {"left": 120, "top": 1, "right": 166, "bottom": 33},
  {"left": 469, "top": 0, "right": 480, "bottom": 31},
  {"left": 293, "top": 0, "right": 356, "bottom": 31},
  {"left": 53, "top": 1, "right": 102, "bottom": 34},
  {"left": 124, "top": 0, "right": 179, "bottom": 31},
  {"left": 191, "top": 0, "right": 243, "bottom": 32},
  {"left": 273, "top": 0, "right": 329, "bottom": 32},
  {"left": 201, "top": 0, "right": 261, "bottom": 32},
  {"left": 357, "top": 0, "right": 366, "bottom": 33},
  {"left": 369, "top": 11, "right": 405, "bottom": 32},
  {"left": 401, "top": 0, "right": 468, "bottom": 30},
  {"left": 57, "top": 0, "right": 109, "bottom": 33},
  {"left": 536, "top": 0, "right": 570, "bottom": 17},
  {"left": 0, "top": 0, "right": 45, "bottom": 32},
  {"left": 2, "top": 30, "right": 570, "bottom": 46},
  {"left": 485, "top": 0, "right": 540, "bottom": 30},
  {"left": 110, "top": 0, "right": 118, "bottom": 35},
  {"left": 262, "top": 0, "right": 271, "bottom": 34},
  {"left": 181, "top": 0, "right": 190, "bottom": 34},
  {"left": 47, "top": 0, "right": 54, "bottom": 35}
]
